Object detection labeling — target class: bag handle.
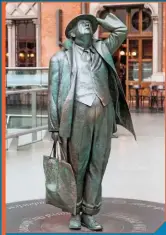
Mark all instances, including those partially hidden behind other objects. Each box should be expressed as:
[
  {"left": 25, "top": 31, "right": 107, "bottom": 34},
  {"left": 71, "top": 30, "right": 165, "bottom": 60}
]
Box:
[
  {"left": 49, "top": 139, "right": 66, "bottom": 161},
  {"left": 49, "top": 135, "right": 61, "bottom": 158},
  {"left": 49, "top": 142, "right": 55, "bottom": 158},
  {"left": 56, "top": 141, "right": 62, "bottom": 161}
]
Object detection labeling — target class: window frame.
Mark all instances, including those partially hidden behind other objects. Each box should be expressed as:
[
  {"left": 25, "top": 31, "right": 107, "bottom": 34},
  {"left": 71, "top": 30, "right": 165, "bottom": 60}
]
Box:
[{"left": 15, "top": 19, "right": 36, "bottom": 67}]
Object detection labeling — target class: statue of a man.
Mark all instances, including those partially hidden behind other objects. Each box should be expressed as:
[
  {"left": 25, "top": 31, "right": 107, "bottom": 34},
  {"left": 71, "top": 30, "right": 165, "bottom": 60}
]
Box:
[{"left": 48, "top": 13, "right": 136, "bottom": 231}]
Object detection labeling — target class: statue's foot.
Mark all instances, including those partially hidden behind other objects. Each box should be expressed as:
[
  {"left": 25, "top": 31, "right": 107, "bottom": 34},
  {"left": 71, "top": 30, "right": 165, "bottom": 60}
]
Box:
[
  {"left": 69, "top": 214, "right": 81, "bottom": 230},
  {"left": 81, "top": 213, "right": 103, "bottom": 231},
  {"left": 112, "top": 134, "right": 118, "bottom": 138}
]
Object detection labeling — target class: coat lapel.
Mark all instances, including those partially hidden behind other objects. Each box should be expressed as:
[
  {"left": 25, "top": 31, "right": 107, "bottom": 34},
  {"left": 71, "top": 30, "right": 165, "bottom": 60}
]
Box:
[
  {"left": 93, "top": 40, "right": 117, "bottom": 74},
  {"left": 65, "top": 49, "right": 72, "bottom": 73},
  {"left": 63, "top": 39, "right": 73, "bottom": 72},
  {"left": 59, "top": 42, "right": 77, "bottom": 138}
]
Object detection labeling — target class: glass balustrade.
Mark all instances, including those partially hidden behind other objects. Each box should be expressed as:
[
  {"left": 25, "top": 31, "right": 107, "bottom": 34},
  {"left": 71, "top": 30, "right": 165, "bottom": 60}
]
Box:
[
  {"left": 6, "top": 67, "right": 49, "bottom": 149},
  {"left": 6, "top": 67, "right": 48, "bottom": 89}
]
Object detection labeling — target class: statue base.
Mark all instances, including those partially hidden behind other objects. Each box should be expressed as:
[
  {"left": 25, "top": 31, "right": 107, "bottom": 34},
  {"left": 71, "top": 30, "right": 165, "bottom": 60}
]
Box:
[{"left": 7, "top": 198, "right": 164, "bottom": 233}]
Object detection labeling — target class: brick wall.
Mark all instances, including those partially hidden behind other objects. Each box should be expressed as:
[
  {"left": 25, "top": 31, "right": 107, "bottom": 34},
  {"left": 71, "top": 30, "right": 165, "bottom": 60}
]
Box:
[{"left": 40, "top": 2, "right": 82, "bottom": 66}]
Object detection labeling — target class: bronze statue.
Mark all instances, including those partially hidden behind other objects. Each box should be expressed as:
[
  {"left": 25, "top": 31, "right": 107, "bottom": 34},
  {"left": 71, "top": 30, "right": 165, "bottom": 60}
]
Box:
[{"left": 48, "top": 13, "right": 136, "bottom": 231}]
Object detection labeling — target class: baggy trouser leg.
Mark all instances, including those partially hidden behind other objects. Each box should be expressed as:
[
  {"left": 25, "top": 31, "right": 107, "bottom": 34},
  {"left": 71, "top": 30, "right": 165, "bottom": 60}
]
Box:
[
  {"left": 82, "top": 102, "right": 115, "bottom": 215},
  {"left": 67, "top": 101, "right": 95, "bottom": 214}
]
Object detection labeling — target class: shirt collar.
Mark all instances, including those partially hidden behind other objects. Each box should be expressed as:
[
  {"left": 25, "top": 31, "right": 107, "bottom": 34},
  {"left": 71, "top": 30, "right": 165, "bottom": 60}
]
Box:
[{"left": 75, "top": 44, "right": 95, "bottom": 54}]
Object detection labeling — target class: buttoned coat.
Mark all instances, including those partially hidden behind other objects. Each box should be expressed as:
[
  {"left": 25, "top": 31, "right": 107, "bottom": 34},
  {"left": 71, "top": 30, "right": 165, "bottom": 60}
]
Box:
[{"left": 48, "top": 13, "right": 136, "bottom": 139}]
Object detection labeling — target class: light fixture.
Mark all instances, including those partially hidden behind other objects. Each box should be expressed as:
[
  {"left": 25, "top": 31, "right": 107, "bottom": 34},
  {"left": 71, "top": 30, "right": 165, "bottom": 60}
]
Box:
[
  {"left": 30, "top": 53, "right": 34, "bottom": 58},
  {"left": 120, "top": 50, "right": 125, "bottom": 56},
  {"left": 132, "top": 51, "right": 137, "bottom": 56},
  {"left": 6, "top": 53, "right": 9, "bottom": 57},
  {"left": 19, "top": 52, "right": 25, "bottom": 58}
]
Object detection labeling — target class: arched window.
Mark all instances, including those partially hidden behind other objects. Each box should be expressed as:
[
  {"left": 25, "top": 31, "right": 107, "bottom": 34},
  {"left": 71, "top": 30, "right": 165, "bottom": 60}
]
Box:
[{"left": 6, "top": 2, "right": 39, "bottom": 68}]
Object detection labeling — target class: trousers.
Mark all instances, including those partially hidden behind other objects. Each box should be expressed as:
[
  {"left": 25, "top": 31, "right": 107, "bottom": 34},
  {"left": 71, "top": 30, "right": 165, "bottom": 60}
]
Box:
[{"left": 66, "top": 96, "right": 115, "bottom": 215}]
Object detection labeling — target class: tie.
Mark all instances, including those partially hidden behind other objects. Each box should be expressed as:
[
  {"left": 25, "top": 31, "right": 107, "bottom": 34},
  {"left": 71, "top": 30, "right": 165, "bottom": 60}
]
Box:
[{"left": 82, "top": 49, "right": 91, "bottom": 62}]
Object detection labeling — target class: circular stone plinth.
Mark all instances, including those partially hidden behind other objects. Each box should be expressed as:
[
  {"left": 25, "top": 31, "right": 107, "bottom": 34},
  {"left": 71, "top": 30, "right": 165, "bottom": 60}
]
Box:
[{"left": 7, "top": 198, "right": 164, "bottom": 233}]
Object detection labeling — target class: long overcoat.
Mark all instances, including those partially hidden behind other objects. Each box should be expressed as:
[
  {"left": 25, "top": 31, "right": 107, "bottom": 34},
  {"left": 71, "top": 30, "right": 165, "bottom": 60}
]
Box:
[{"left": 48, "top": 13, "right": 136, "bottom": 140}]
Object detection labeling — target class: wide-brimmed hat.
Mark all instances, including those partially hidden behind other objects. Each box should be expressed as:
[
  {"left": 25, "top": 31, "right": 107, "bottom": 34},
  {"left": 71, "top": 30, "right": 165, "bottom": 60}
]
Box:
[{"left": 65, "top": 14, "right": 98, "bottom": 38}]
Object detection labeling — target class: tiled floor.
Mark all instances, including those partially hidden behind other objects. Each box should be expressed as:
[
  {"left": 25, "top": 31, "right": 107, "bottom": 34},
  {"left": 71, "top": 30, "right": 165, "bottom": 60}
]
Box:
[{"left": 6, "top": 112, "right": 165, "bottom": 204}]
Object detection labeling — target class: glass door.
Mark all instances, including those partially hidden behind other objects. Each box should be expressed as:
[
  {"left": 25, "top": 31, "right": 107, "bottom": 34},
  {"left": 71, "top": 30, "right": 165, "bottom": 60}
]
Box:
[
  {"left": 126, "top": 38, "right": 152, "bottom": 100},
  {"left": 128, "top": 39, "right": 140, "bottom": 83},
  {"left": 142, "top": 39, "right": 152, "bottom": 81}
]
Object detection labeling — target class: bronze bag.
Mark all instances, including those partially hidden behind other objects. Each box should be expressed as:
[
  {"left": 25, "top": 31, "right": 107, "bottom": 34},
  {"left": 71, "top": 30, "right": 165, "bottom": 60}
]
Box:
[{"left": 43, "top": 140, "right": 77, "bottom": 215}]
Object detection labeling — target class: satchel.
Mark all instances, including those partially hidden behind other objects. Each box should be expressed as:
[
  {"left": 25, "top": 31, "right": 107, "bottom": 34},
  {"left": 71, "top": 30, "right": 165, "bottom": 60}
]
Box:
[{"left": 43, "top": 140, "right": 77, "bottom": 215}]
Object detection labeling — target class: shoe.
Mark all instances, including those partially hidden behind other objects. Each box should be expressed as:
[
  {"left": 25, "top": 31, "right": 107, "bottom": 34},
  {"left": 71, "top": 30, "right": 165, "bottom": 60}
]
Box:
[
  {"left": 81, "top": 213, "right": 103, "bottom": 231},
  {"left": 69, "top": 214, "right": 81, "bottom": 230},
  {"left": 112, "top": 134, "right": 118, "bottom": 138}
]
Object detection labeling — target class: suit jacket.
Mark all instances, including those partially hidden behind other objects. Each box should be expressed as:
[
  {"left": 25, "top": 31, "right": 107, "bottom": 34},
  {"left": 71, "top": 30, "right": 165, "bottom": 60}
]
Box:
[{"left": 48, "top": 13, "right": 136, "bottom": 140}]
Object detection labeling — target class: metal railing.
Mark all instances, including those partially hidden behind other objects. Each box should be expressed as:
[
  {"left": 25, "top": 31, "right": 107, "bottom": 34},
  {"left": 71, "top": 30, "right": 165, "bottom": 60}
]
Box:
[
  {"left": 6, "top": 67, "right": 49, "bottom": 88},
  {"left": 6, "top": 85, "right": 49, "bottom": 150}
]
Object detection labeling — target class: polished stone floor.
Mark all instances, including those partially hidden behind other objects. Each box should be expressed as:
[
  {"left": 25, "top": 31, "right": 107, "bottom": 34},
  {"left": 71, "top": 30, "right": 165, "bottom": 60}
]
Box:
[
  {"left": 6, "top": 112, "right": 165, "bottom": 204},
  {"left": 7, "top": 198, "right": 164, "bottom": 233}
]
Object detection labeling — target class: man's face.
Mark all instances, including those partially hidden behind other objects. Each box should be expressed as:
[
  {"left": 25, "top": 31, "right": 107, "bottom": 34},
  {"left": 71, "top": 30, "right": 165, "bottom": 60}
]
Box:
[{"left": 76, "top": 20, "right": 93, "bottom": 36}]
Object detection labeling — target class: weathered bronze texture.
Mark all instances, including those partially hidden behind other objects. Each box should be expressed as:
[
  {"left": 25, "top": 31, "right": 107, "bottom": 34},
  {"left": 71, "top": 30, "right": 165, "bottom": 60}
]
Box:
[{"left": 48, "top": 13, "right": 136, "bottom": 230}]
